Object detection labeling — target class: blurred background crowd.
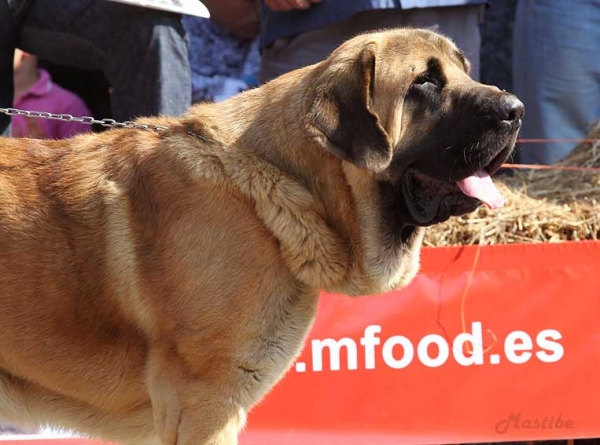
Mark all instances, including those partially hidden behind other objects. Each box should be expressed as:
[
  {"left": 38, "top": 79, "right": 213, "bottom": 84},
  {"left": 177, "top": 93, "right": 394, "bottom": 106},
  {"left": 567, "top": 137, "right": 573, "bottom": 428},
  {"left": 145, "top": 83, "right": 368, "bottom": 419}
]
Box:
[{"left": 1, "top": 0, "right": 599, "bottom": 167}]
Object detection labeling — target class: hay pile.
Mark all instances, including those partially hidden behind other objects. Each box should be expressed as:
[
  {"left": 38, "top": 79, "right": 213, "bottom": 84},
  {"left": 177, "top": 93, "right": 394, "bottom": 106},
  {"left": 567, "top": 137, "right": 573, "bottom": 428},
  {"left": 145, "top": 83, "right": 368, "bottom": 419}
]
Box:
[{"left": 424, "top": 122, "right": 600, "bottom": 246}]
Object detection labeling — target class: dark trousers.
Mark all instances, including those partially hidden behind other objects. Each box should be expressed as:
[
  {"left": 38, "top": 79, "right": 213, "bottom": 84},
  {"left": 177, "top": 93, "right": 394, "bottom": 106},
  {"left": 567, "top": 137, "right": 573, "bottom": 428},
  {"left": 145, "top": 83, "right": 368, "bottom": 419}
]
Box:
[{"left": 1, "top": 0, "right": 191, "bottom": 136}]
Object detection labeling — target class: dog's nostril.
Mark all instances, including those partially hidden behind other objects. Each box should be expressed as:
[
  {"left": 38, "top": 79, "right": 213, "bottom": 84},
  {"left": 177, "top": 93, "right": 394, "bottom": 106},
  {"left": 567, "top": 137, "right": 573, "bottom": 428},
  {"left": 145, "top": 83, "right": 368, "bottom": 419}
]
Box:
[
  {"left": 500, "top": 96, "right": 525, "bottom": 122},
  {"left": 477, "top": 94, "right": 525, "bottom": 123}
]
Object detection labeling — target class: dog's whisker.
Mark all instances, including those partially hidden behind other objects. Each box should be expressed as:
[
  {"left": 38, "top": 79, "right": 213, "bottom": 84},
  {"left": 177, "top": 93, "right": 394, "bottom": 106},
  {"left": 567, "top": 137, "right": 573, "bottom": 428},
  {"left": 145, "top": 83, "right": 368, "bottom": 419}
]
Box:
[
  {"left": 441, "top": 145, "right": 454, "bottom": 161},
  {"left": 449, "top": 158, "right": 458, "bottom": 181}
]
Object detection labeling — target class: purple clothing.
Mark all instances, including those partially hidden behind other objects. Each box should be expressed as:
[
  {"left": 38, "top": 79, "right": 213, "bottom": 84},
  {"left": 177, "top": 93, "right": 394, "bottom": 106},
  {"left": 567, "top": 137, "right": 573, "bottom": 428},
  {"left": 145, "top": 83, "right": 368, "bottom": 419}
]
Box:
[{"left": 12, "top": 69, "right": 92, "bottom": 139}]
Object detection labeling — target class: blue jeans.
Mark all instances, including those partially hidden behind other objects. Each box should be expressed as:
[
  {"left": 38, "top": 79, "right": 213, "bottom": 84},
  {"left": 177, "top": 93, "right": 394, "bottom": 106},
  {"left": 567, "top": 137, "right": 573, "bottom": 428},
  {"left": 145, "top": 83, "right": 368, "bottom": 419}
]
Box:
[
  {"left": 513, "top": 0, "right": 600, "bottom": 164},
  {"left": 1, "top": 0, "right": 191, "bottom": 136}
]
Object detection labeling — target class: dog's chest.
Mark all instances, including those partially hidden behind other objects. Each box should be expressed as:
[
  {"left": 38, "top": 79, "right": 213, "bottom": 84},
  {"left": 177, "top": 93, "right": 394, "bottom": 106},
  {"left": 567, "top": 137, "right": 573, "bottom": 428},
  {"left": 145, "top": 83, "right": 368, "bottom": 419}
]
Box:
[{"left": 235, "top": 288, "right": 319, "bottom": 407}]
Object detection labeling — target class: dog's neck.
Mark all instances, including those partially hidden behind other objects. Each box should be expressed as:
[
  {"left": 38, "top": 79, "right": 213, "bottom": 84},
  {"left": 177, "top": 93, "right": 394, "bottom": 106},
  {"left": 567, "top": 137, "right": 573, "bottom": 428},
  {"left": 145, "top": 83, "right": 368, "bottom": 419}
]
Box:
[{"left": 180, "top": 72, "right": 423, "bottom": 296}]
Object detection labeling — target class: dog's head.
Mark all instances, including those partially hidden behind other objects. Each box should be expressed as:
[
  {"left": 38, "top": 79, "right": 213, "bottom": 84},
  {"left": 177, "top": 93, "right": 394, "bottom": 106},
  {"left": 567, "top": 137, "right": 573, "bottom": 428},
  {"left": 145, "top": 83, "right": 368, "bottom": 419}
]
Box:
[{"left": 305, "top": 28, "right": 523, "bottom": 227}]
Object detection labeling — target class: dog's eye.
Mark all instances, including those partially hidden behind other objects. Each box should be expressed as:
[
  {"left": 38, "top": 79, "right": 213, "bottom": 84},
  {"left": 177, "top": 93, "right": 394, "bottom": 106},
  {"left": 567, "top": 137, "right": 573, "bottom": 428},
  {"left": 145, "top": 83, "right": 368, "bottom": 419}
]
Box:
[{"left": 413, "top": 74, "right": 437, "bottom": 88}]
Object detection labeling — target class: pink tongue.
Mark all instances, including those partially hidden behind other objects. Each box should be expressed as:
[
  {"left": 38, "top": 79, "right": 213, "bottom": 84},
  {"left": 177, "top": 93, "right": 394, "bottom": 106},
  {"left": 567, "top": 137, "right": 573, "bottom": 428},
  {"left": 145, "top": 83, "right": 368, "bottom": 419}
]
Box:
[{"left": 457, "top": 170, "right": 505, "bottom": 209}]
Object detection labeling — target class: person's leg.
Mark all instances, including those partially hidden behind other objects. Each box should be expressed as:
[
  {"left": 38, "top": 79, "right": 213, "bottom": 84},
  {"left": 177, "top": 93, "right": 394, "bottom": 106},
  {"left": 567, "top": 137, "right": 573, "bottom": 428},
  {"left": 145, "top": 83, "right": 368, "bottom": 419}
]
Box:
[
  {"left": 18, "top": 0, "right": 191, "bottom": 121},
  {"left": 511, "top": 0, "right": 538, "bottom": 163},
  {"left": 260, "top": 5, "right": 483, "bottom": 83},
  {"left": 513, "top": 0, "right": 600, "bottom": 165},
  {"left": 0, "top": 0, "right": 18, "bottom": 136},
  {"left": 401, "top": 4, "right": 484, "bottom": 81},
  {"left": 260, "top": 21, "right": 347, "bottom": 83},
  {"left": 260, "top": 8, "right": 409, "bottom": 83}
]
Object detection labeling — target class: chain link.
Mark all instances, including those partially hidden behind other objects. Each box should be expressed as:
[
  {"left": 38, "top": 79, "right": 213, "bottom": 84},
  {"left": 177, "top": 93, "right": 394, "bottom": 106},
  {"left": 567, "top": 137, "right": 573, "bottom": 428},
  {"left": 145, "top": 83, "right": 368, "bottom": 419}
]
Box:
[{"left": 0, "top": 107, "right": 169, "bottom": 132}]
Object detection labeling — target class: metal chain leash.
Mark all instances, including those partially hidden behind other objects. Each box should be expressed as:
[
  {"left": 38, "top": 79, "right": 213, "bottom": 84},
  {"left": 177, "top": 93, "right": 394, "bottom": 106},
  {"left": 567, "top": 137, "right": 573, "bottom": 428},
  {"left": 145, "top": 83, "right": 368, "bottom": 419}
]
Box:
[{"left": 0, "top": 107, "right": 169, "bottom": 132}]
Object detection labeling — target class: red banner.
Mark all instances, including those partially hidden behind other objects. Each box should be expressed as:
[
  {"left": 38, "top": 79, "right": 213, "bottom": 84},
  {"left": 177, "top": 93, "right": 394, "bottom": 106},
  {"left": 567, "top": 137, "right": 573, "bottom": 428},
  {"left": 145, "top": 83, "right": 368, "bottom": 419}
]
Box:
[
  {"left": 1, "top": 242, "right": 599, "bottom": 445},
  {"left": 240, "top": 241, "right": 600, "bottom": 444}
]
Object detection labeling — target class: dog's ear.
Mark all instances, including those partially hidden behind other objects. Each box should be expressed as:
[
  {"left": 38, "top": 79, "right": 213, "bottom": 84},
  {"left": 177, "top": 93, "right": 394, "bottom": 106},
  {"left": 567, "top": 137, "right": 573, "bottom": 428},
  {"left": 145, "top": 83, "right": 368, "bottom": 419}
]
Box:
[{"left": 305, "top": 42, "right": 392, "bottom": 172}]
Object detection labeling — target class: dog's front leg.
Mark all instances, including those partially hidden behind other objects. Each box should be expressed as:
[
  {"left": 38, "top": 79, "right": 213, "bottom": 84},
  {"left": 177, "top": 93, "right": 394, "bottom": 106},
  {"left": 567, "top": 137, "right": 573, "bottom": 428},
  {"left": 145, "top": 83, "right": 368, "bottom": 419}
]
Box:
[
  {"left": 176, "top": 400, "right": 242, "bottom": 445},
  {"left": 147, "top": 346, "right": 243, "bottom": 445}
]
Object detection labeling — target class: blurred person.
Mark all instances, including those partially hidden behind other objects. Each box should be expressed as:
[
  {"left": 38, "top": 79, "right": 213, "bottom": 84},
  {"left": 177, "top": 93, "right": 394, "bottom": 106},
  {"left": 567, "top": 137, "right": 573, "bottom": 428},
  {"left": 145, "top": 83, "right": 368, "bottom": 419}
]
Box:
[
  {"left": 513, "top": 0, "right": 600, "bottom": 165},
  {"left": 184, "top": 0, "right": 261, "bottom": 103},
  {"left": 260, "top": 0, "right": 488, "bottom": 83},
  {"left": 12, "top": 49, "right": 91, "bottom": 139},
  {"left": 36, "top": 62, "right": 113, "bottom": 133},
  {"left": 204, "top": 0, "right": 261, "bottom": 41},
  {"left": 0, "top": 0, "right": 191, "bottom": 137}
]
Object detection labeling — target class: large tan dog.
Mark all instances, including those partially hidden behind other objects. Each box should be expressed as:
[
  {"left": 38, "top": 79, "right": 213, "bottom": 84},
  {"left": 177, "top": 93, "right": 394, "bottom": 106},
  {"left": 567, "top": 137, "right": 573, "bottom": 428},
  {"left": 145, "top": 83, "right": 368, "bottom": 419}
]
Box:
[{"left": 0, "top": 28, "right": 523, "bottom": 444}]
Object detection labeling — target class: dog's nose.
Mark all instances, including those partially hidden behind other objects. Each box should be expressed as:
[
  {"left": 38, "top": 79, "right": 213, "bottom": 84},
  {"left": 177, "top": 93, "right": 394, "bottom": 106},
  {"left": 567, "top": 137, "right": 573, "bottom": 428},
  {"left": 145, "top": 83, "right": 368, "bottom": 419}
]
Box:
[{"left": 494, "top": 94, "right": 525, "bottom": 122}]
